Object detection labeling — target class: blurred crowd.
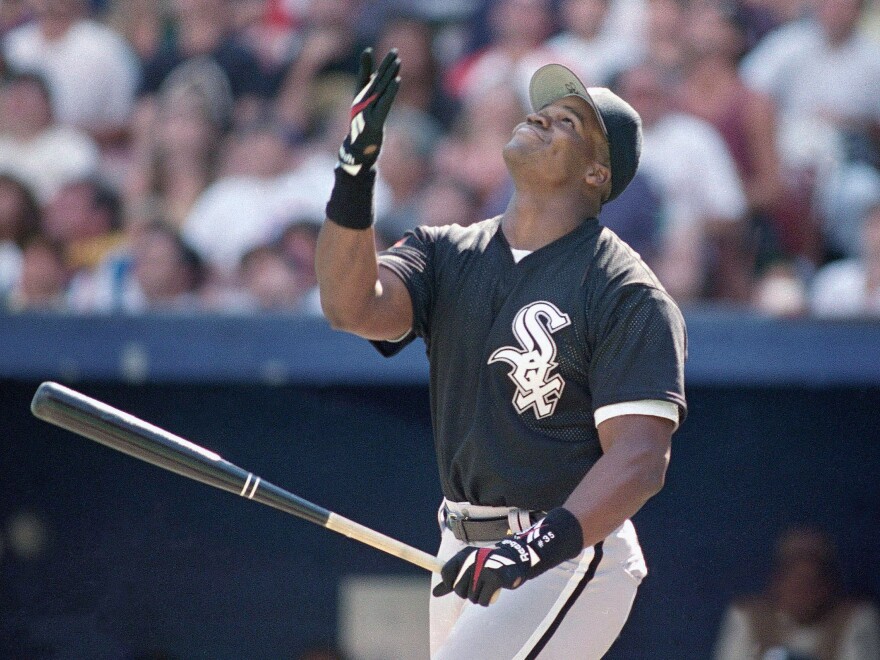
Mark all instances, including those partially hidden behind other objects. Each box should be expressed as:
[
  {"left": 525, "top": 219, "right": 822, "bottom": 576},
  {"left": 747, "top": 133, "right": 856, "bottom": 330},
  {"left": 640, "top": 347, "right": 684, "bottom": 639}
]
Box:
[{"left": 2, "top": 0, "right": 880, "bottom": 317}]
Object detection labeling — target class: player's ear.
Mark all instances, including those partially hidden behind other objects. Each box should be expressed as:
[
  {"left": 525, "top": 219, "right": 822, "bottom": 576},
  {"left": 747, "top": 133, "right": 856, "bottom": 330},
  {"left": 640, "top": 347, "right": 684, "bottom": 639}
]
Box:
[{"left": 583, "top": 162, "right": 610, "bottom": 194}]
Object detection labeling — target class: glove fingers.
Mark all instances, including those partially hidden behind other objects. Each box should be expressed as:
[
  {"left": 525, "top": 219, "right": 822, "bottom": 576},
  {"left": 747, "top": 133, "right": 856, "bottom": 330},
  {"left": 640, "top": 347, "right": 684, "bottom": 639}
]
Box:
[
  {"left": 452, "top": 569, "right": 473, "bottom": 600},
  {"left": 432, "top": 579, "right": 453, "bottom": 598},
  {"left": 373, "top": 49, "right": 399, "bottom": 82},
  {"left": 478, "top": 584, "right": 501, "bottom": 607},
  {"left": 371, "top": 51, "right": 400, "bottom": 97},
  {"left": 373, "top": 77, "right": 400, "bottom": 123},
  {"left": 357, "top": 48, "right": 374, "bottom": 91}
]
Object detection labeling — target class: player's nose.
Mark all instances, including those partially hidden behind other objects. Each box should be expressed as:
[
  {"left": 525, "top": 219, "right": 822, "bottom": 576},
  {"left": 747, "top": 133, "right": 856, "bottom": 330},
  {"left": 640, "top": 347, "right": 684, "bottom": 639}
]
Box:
[{"left": 526, "top": 111, "right": 549, "bottom": 128}]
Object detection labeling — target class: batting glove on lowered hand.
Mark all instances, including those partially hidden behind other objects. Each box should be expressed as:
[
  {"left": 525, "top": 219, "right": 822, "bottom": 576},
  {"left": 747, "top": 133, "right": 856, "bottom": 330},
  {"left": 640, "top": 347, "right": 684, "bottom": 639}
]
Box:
[
  {"left": 432, "top": 507, "right": 584, "bottom": 607},
  {"left": 337, "top": 47, "right": 400, "bottom": 176}
]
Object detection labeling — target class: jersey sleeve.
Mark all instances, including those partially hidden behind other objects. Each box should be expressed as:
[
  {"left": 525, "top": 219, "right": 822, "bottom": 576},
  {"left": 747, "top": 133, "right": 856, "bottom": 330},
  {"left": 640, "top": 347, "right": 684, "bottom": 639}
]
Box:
[
  {"left": 587, "top": 284, "right": 688, "bottom": 422},
  {"left": 369, "top": 227, "right": 437, "bottom": 357}
]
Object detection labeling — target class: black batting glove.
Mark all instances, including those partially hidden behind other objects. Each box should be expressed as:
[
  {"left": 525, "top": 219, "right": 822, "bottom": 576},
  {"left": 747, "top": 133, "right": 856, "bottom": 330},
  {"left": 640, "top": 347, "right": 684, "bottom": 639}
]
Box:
[
  {"left": 432, "top": 507, "right": 584, "bottom": 607},
  {"left": 337, "top": 48, "right": 400, "bottom": 176}
]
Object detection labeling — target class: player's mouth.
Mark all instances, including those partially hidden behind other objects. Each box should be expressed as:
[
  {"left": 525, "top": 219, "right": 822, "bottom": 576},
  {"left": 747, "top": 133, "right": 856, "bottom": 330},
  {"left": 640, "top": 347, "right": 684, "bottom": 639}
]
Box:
[{"left": 514, "top": 122, "right": 548, "bottom": 143}]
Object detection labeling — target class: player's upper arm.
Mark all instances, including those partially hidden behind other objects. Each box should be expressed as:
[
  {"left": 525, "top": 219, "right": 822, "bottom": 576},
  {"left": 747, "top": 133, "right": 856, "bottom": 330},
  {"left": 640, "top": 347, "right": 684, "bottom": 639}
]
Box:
[
  {"left": 596, "top": 414, "right": 674, "bottom": 496},
  {"left": 316, "top": 217, "right": 417, "bottom": 341},
  {"left": 322, "top": 263, "right": 414, "bottom": 341}
]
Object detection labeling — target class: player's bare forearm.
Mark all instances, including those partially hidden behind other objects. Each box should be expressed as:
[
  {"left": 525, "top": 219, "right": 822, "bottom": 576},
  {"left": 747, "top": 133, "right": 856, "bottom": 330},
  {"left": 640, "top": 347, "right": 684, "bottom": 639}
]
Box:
[
  {"left": 315, "top": 220, "right": 412, "bottom": 340},
  {"left": 316, "top": 219, "right": 379, "bottom": 325},
  {"left": 564, "top": 415, "right": 674, "bottom": 548}
]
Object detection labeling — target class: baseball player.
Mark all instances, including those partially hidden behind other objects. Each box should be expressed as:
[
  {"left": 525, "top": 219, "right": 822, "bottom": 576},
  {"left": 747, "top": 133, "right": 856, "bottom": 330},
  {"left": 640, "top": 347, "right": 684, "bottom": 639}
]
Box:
[{"left": 316, "top": 48, "right": 687, "bottom": 659}]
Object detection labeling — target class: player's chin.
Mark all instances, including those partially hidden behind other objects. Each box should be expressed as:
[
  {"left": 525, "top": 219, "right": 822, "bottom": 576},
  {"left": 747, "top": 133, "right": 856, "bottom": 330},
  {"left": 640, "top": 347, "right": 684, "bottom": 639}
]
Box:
[{"left": 503, "top": 136, "right": 542, "bottom": 165}]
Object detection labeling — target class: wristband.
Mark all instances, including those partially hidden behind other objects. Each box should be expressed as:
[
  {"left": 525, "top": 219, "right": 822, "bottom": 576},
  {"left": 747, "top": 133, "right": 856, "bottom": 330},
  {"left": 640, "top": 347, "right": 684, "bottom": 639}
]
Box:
[
  {"left": 518, "top": 506, "right": 584, "bottom": 579},
  {"left": 325, "top": 168, "right": 376, "bottom": 230}
]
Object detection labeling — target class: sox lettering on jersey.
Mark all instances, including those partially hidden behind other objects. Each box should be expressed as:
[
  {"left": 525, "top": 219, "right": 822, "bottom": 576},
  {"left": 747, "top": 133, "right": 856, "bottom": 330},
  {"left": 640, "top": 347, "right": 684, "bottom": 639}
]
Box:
[{"left": 488, "top": 301, "right": 572, "bottom": 419}]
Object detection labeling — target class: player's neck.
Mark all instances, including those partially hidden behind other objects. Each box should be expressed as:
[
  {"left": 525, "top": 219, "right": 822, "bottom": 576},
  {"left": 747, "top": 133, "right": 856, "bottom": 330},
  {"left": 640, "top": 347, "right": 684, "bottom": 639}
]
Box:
[{"left": 501, "top": 193, "right": 594, "bottom": 251}]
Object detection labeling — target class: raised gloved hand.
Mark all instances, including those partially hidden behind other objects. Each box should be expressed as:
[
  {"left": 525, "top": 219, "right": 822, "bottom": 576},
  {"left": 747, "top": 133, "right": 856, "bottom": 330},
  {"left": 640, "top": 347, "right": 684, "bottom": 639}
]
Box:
[
  {"left": 337, "top": 47, "right": 401, "bottom": 176},
  {"left": 432, "top": 507, "right": 584, "bottom": 606}
]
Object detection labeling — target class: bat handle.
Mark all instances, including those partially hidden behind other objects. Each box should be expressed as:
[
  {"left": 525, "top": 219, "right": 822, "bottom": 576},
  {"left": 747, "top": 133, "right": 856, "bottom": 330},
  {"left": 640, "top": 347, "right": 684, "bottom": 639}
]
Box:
[{"left": 325, "top": 513, "right": 445, "bottom": 573}]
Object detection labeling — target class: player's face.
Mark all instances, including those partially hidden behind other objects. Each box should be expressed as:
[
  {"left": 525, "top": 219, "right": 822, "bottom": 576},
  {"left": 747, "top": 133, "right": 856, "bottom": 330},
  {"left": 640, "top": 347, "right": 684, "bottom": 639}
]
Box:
[{"left": 506, "top": 96, "right": 607, "bottom": 187}]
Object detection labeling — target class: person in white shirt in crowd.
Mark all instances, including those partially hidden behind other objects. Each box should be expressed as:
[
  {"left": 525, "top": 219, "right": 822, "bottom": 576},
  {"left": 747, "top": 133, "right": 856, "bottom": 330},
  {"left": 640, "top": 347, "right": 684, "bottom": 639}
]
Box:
[
  {"left": 2, "top": 0, "right": 140, "bottom": 145},
  {"left": 0, "top": 71, "right": 99, "bottom": 204},
  {"left": 616, "top": 60, "right": 750, "bottom": 303},
  {"left": 181, "top": 121, "right": 297, "bottom": 278},
  {"left": 181, "top": 116, "right": 376, "bottom": 282},
  {"left": 810, "top": 201, "right": 880, "bottom": 317},
  {"left": 740, "top": 0, "right": 880, "bottom": 260}
]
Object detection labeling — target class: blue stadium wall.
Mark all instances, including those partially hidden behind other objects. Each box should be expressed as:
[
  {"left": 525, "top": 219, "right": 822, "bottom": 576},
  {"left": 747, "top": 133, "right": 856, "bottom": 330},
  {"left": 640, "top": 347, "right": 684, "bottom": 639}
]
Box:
[{"left": 1, "top": 312, "right": 879, "bottom": 658}]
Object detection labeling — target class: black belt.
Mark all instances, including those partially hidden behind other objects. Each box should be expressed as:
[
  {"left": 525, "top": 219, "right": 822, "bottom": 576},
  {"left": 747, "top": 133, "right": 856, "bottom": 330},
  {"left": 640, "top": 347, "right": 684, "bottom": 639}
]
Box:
[{"left": 444, "top": 509, "right": 546, "bottom": 543}]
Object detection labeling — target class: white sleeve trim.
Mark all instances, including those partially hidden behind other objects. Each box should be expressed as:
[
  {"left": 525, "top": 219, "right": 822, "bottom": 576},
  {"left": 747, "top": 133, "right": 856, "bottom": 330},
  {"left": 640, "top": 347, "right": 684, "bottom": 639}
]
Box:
[
  {"left": 594, "top": 400, "right": 680, "bottom": 430},
  {"left": 386, "top": 329, "right": 412, "bottom": 343}
]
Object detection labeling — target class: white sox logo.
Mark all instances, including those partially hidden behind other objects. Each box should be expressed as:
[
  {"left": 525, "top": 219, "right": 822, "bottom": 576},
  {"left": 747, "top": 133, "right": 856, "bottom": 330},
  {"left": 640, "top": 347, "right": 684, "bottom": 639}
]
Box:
[{"left": 488, "top": 301, "right": 571, "bottom": 419}]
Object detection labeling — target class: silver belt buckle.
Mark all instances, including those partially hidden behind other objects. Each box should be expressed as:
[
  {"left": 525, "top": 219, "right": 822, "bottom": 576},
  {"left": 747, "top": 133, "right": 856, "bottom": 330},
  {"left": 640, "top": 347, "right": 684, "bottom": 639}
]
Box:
[{"left": 445, "top": 510, "right": 470, "bottom": 543}]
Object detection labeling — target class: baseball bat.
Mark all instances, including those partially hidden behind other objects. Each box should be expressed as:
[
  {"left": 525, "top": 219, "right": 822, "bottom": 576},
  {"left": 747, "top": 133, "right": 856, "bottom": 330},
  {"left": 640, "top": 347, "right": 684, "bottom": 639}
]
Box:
[{"left": 30, "top": 381, "right": 444, "bottom": 574}]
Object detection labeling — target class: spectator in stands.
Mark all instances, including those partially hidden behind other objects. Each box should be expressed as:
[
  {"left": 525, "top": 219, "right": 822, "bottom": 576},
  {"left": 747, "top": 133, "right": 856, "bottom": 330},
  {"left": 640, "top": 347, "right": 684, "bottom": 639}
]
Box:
[
  {"left": 598, "top": 169, "right": 665, "bottom": 264},
  {"left": 228, "top": 0, "right": 300, "bottom": 87},
  {"left": 136, "top": 0, "right": 268, "bottom": 128},
  {"left": 643, "top": 0, "right": 692, "bottom": 72},
  {"left": 546, "top": 0, "right": 641, "bottom": 86},
  {"left": 444, "top": 0, "right": 562, "bottom": 102},
  {"left": 181, "top": 121, "right": 304, "bottom": 278},
  {"left": 682, "top": 1, "right": 784, "bottom": 214},
  {"left": 617, "top": 60, "right": 751, "bottom": 303},
  {"left": 104, "top": 0, "right": 172, "bottom": 62},
  {"left": 740, "top": 0, "right": 880, "bottom": 262},
  {"left": 2, "top": 0, "right": 140, "bottom": 146},
  {"left": 276, "top": 215, "right": 322, "bottom": 315},
  {"left": 6, "top": 234, "right": 67, "bottom": 310},
  {"left": 433, "top": 81, "right": 526, "bottom": 217},
  {"left": 810, "top": 201, "right": 880, "bottom": 316},
  {"left": 0, "top": 71, "right": 100, "bottom": 203},
  {"left": 374, "top": 110, "right": 438, "bottom": 241},
  {"left": 714, "top": 525, "right": 880, "bottom": 660},
  {"left": 42, "top": 176, "right": 124, "bottom": 274},
  {"left": 273, "top": 0, "right": 365, "bottom": 142},
  {"left": 415, "top": 179, "right": 481, "bottom": 229},
  {"left": 238, "top": 243, "right": 303, "bottom": 312},
  {"left": 375, "top": 13, "right": 457, "bottom": 130},
  {"left": 126, "top": 69, "right": 225, "bottom": 231},
  {"left": 0, "top": 173, "right": 40, "bottom": 302},
  {"left": 129, "top": 221, "right": 204, "bottom": 311},
  {"left": 680, "top": 0, "right": 787, "bottom": 271}
]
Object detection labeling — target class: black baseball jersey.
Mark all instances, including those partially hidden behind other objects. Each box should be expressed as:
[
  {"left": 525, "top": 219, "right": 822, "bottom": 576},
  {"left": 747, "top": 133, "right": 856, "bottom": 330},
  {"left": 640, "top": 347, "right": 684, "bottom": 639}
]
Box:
[{"left": 374, "top": 215, "right": 687, "bottom": 511}]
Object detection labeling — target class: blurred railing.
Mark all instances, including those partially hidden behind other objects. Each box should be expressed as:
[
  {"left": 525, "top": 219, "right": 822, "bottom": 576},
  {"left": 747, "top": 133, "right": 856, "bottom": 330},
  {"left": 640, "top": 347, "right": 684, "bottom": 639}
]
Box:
[{"left": 2, "top": 309, "right": 880, "bottom": 385}]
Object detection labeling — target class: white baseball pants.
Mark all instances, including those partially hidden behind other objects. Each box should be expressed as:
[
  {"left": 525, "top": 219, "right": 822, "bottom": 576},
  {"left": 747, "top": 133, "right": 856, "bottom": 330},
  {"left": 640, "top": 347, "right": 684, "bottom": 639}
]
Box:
[{"left": 430, "top": 501, "right": 647, "bottom": 659}]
